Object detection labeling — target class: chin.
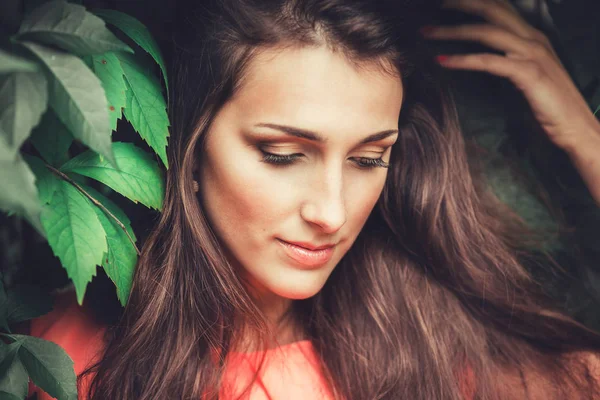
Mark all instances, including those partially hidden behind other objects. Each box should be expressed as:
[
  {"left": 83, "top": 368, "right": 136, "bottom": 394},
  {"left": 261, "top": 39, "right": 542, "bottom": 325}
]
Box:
[{"left": 269, "top": 275, "right": 329, "bottom": 300}]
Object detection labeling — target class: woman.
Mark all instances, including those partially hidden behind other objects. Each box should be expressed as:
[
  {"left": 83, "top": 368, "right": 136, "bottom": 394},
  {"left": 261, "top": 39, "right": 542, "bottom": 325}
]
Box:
[{"left": 29, "top": 0, "right": 600, "bottom": 399}]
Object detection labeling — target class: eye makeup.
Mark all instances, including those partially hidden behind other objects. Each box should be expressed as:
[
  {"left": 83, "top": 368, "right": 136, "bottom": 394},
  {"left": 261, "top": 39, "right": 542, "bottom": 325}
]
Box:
[{"left": 257, "top": 146, "right": 390, "bottom": 169}]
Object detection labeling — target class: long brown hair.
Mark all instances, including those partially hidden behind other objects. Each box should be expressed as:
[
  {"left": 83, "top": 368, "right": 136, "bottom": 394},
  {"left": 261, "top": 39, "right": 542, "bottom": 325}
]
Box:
[{"left": 81, "top": 0, "right": 600, "bottom": 398}]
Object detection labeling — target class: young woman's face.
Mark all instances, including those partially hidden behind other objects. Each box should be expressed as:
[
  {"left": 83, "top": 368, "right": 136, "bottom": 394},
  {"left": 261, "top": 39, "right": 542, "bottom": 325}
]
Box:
[{"left": 199, "top": 45, "right": 403, "bottom": 301}]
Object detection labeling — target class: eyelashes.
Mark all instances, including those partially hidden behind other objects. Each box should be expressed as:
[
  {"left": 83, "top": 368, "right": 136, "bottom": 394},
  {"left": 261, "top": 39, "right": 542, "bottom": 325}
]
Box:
[
  {"left": 260, "top": 151, "right": 303, "bottom": 165},
  {"left": 258, "top": 148, "right": 390, "bottom": 169}
]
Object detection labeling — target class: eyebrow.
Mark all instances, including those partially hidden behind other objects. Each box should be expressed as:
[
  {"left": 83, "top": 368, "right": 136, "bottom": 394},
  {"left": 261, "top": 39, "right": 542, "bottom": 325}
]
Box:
[{"left": 254, "top": 123, "right": 398, "bottom": 144}]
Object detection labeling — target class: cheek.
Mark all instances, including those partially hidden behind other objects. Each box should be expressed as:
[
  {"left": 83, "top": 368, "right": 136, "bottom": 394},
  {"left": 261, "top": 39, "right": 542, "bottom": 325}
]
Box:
[
  {"left": 345, "top": 175, "right": 386, "bottom": 231},
  {"left": 199, "top": 144, "right": 288, "bottom": 242}
]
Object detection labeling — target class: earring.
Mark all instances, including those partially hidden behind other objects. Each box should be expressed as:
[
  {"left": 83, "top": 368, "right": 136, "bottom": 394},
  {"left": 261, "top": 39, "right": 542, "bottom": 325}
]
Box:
[{"left": 192, "top": 180, "right": 199, "bottom": 193}]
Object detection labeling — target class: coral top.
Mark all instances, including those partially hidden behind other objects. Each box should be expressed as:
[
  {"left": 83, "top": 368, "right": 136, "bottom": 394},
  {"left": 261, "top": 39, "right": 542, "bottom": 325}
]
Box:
[{"left": 27, "top": 290, "right": 475, "bottom": 399}]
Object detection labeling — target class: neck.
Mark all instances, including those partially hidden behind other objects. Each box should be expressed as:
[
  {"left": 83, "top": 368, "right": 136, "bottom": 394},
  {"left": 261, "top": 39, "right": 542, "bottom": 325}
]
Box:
[
  {"left": 238, "top": 284, "right": 305, "bottom": 351},
  {"left": 257, "top": 291, "right": 297, "bottom": 342}
]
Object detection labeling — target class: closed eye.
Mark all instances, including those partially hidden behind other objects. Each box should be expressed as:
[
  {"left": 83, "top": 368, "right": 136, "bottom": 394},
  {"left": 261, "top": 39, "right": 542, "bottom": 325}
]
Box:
[
  {"left": 258, "top": 149, "right": 389, "bottom": 169},
  {"left": 259, "top": 150, "right": 303, "bottom": 165}
]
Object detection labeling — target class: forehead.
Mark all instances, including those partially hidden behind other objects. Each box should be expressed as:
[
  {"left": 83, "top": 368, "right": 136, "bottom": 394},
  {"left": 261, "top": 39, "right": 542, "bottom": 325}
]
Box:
[{"left": 228, "top": 45, "right": 404, "bottom": 138}]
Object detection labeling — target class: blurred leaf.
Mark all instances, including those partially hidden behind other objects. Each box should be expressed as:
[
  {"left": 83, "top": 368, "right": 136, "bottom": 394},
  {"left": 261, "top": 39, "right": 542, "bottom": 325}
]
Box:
[
  {"left": 0, "top": 341, "right": 28, "bottom": 400},
  {"left": 80, "top": 184, "right": 136, "bottom": 307},
  {"left": 14, "top": 334, "right": 77, "bottom": 400},
  {"left": 0, "top": 282, "right": 9, "bottom": 332},
  {"left": 93, "top": 8, "right": 168, "bottom": 92},
  {"left": 90, "top": 52, "right": 126, "bottom": 132},
  {"left": 6, "top": 285, "right": 54, "bottom": 324},
  {"left": 0, "top": 50, "right": 39, "bottom": 74},
  {"left": 0, "top": 147, "right": 43, "bottom": 235},
  {"left": 118, "top": 52, "right": 169, "bottom": 168},
  {"left": 17, "top": 0, "right": 132, "bottom": 56},
  {"left": 483, "top": 156, "right": 562, "bottom": 253},
  {"left": 41, "top": 180, "right": 107, "bottom": 305},
  {"left": 0, "top": 71, "right": 48, "bottom": 157},
  {"left": 61, "top": 141, "right": 164, "bottom": 210},
  {"left": 29, "top": 110, "right": 73, "bottom": 167},
  {"left": 21, "top": 41, "right": 116, "bottom": 167}
]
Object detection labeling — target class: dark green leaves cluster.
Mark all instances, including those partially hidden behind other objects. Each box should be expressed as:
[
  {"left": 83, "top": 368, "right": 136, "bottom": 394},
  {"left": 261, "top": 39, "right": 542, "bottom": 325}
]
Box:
[
  {"left": 1, "top": 0, "right": 171, "bottom": 397},
  {"left": 0, "top": 282, "right": 75, "bottom": 400}
]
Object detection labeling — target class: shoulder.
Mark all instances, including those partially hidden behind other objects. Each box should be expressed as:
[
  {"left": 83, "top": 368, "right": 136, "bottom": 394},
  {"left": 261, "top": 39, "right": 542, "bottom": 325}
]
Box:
[
  {"left": 566, "top": 350, "right": 600, "bottom": 386},
  {"left": 575, "top": 350, "right": 600, "bottom": 374}
]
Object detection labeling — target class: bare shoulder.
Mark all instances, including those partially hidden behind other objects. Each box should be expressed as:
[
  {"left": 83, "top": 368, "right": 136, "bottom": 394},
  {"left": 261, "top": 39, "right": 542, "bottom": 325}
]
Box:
[
  {"left": 567, "top": 350, "right": 600, "bottom": 381},
  {"left": 555, "top": 350, "right": 600, "bottom": 399}
]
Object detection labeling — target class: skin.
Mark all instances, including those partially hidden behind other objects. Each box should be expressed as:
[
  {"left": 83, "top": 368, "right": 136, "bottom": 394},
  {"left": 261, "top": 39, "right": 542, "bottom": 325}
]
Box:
[{"left": 197, "top": 45, "right": 403, "bottom": 340}]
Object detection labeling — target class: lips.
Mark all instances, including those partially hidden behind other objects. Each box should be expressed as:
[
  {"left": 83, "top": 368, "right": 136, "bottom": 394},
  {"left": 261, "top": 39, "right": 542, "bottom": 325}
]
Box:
[{"left": 277, "top": 239, "right": 335, "bottom": 268}]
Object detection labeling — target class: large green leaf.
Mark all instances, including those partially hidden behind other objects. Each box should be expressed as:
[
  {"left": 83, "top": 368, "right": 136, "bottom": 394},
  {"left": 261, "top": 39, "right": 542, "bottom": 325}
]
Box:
[
  {"left": 61, "top": 141, "right": 164, "bottom": 210},
  {"left": 41, "top": 180, "right": 107, "bottom": 305},
  {"left": 118, "top": 52, "right": 169, "bottom": 168},
  {"left": 93, "top": 8, "right": 168, "bottom": 92},
  {"left": 17, "top": 0, "right": 132, "bottom": 56},
  {"left": 14, "top": 334, "right": 77, "bottom": 400},
  {"left": 21, "top": 41, "right": 116, "bottom": 167},
  {"left": 29, "top": 110, "right": 73, "bottom": 167},
  {"left": 0, "top": 148, "right": 43, "bottom": 235},
  {"left": 90, "top": 52, "right": 126, "bottom": 132},
  {"left": 80, "top": 184, "right": 136, "bottom": 306},
  {"left": 0, "top": 71, "right": 48, "bottom": 157},
  {"left": 0, "top": 49, "right": 40, "bottom": 74},
  {"left": 0, "top": 341, "right": 28, "bottom": 400}
]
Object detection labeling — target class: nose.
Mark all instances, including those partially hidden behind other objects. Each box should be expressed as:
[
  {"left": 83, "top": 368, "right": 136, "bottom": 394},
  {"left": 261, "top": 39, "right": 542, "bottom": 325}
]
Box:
[{"left": 300, "top": 165, "right": 347, "bottom": 234}]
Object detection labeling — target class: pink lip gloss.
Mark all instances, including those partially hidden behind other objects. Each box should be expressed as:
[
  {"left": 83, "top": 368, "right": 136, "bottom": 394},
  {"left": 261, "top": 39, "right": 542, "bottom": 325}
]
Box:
[{"left": 277, "top": 239, "right": 334, "bottom": 268}]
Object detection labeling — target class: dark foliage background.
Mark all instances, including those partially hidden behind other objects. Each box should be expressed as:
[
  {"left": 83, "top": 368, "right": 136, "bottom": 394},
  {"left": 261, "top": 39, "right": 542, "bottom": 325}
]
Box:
[{"left": 1, "top": 0, "right": 600, "bottom": 332}]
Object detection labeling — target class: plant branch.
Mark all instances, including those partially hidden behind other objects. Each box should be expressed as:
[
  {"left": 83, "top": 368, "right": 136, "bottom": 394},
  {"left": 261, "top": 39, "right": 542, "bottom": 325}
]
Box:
[{"left": 45, "top": 164, "right": 141, "bottom": 256}]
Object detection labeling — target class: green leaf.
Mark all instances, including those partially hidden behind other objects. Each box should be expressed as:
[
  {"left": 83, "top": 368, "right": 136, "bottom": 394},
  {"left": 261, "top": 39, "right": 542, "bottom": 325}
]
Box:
[
  {"left": 0, "top": 341, "right": 28, "bottom": 400},
  {"left": 90, "top": 52, "right": 126, "bottom": 132},
  {"left": 23, "top": 154, "right": 60, "bottom": 206},
  {"left": 17, "top": 0, "right": 132, "bottom": 56},
  {"left": 93, "top": 8, "right": 168, "bottom": 92},
  {"left": 0, "top": 49, "right": 40, "bottom": 74},
  {"left": 118, "top": 52, "right": 169, "bottom": 168},
  {"left": 80, "top": 184, "right": 136, "bottom": 306},
  {"left": 0, "top": 148, "right": 43, "bottom": 235},
  {"left": 29, "top": 110, "right": 73, "bottom": 167},
  {"left": 61, "top": 141, "right": 164, "bottom": 210},
  {"left": 15, "top": 334, "right": 77, "bottom": 400},
  {"left": 6, "top": 285, "right": 54, "bottom": 324},
  {"left": 0, "top": 71, "right": 48, "bottom": 157},
  {"left": 41, "top": 180, "right": 107, "bottom": 305},
  {"left": 21, "top": 42, "right": 116, "bottom": 167},
  {"left": 0, "top": 389, "right": 25, "bottom": 399}
]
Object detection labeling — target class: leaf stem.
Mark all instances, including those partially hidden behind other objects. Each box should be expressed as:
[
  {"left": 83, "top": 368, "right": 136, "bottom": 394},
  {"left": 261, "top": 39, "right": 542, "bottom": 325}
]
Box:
[
  {"left": 44, "top": 164, "right": 141, "bottom": 256},
  {"left": 0, "top": 332, "right": 18, "bottom": 343}
]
